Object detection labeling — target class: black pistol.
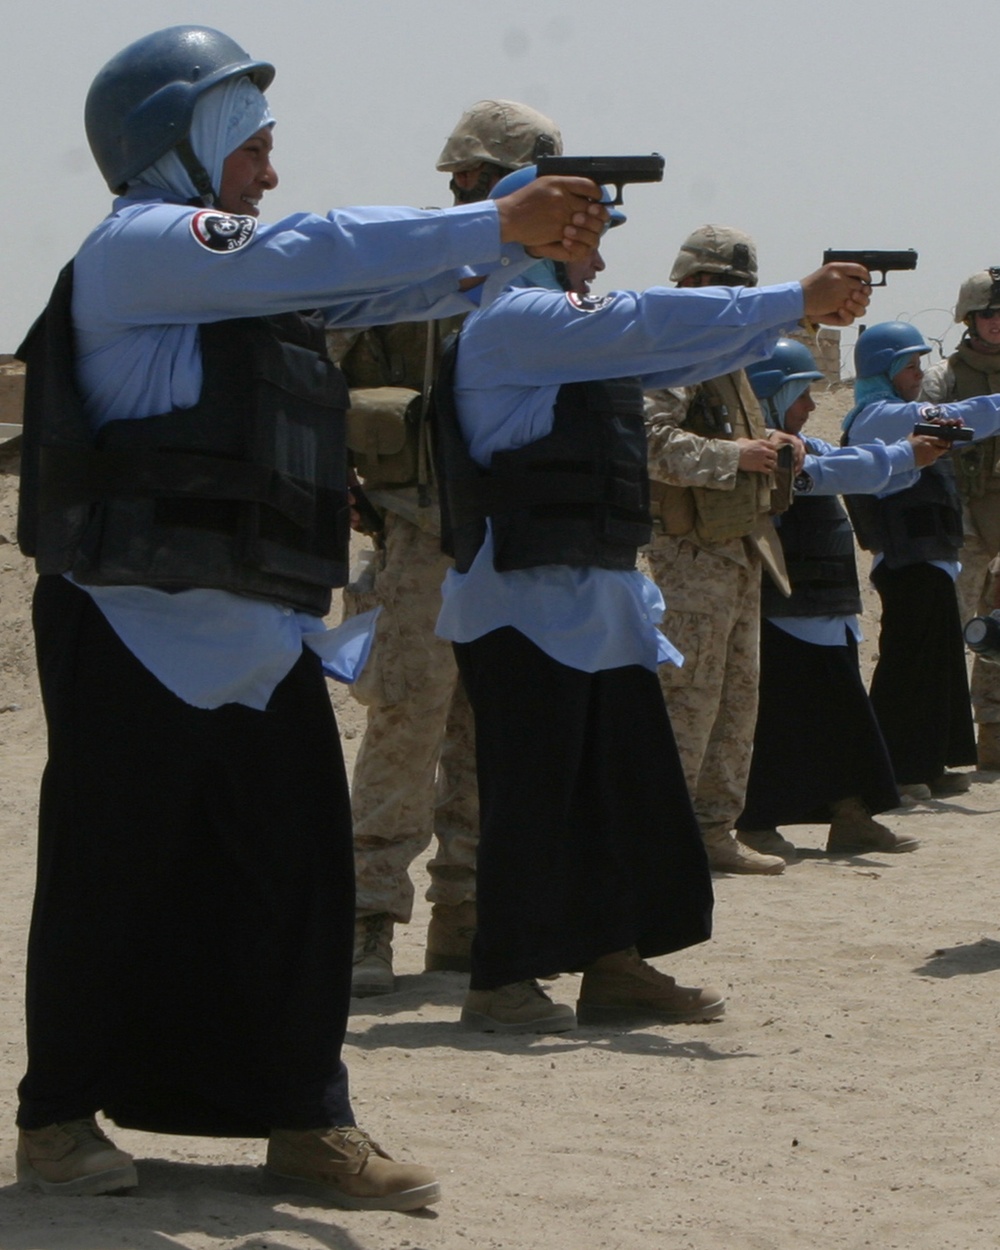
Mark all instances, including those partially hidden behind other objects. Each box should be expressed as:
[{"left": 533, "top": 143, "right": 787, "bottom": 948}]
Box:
[
  {"left": 535, "top": 154, "right": 665, "bottom": 205},
  {"left": 913, "top": 419, "right": 974, "bottom": 443},
  {"left": 822, "top": 248, "right": 918, "bottom": 287}
]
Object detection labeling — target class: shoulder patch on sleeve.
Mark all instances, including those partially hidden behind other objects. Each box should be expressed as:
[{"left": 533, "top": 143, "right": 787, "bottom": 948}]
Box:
[
  {"left": 189, "top": 210, "right": 257, "bottom": 254},
  {"left": 565, "top": 291, "right": 614, "bottom": 313},
  {"left": 917, "top": 404, "right": 943, "bottom": 420},
  {"left": 793, "top": 470, "right": 814, "bottom": 494}
]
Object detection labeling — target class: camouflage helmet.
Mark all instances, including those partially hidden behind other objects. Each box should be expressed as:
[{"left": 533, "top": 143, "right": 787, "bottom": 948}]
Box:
[
  {"left": 954, "top": 268, "right": 1000, "bottom": 323},
  {"left": 670, "top": 224, "right": 758, "bottom": 287},
  {"left": 435, "top": 99, "right": 563, "bottom": 173}
]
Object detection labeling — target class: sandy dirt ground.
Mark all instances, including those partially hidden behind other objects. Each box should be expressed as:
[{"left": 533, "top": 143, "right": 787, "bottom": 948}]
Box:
[{"left": 1, "top": 392, "right": 999, "bottom": 1249}]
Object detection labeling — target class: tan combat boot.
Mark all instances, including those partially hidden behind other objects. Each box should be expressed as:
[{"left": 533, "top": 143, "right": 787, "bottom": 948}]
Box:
[
  {"left": 266, "top": 1125, "right": 439, "bottom": 1211},
  {"left": 351, "top": 913, "right": 394, "bottom": 997},
  {"left": 461, "top": 979, "right": 576, "bottom": 1033},
  {"left": 826, "top": 796, "right": 919, "bottom": 854},
  {"left": 735, "top": 828, "right": 798, "bottom": 861},
  {"left": 424, "top": 900, "right": 476, "bottom": 973},
  {"left": 16, "top": 1118, "right": 138, "bottom": 1196},
  {"left": 703, "top": 826, "right": 784, "bottom": 875},
  {"left": 895, "top": 783, "right": 931, "bottom": 804},
  {"left": 576, "top": 948, "right": 725, "bottom": 1026},
  {"left": 978, "top": 722, "right": 1000, "bottom": 772},
  {"left": 929, "top": 770, "right": 972, "bottom": 796}
]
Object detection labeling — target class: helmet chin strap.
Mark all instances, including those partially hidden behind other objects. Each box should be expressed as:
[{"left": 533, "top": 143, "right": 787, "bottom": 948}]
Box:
[{"left": 176, "top": 136, "right": 218, "bottom": 206}]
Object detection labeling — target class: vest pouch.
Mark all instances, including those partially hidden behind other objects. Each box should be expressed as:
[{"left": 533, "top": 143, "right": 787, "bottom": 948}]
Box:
[
  {"left": 769, "top": 444, "right": 794, "bottom": 515},
  {"left": 761, "top": 496, "right": 859, "bottom": 617},
  {"left": 649, "top": 479, "right": 695, "bottom": 539},
  {"left": 240, "top": 335, "right": 349, "bottom": 594},
  {"left": 951, "top": 438, "right": 998, "bottom": 502},
  {"left": 856, "top": 460, "right": 963, "bottom": 569},
  {"left": 949, "top": 347, "right": 1000, "bottom": 547},
  {"left": 682, "top": 371, "right": 770, "bottom": 544},
  {"left": 951, "top": 348, "right": 1000, "bottom": 501},
  {"left": 489, "top": 453, "right": 651, "bottom": 573},
  {"left": 434, "top": 346, "right": 650, "bottom": 573},
  {"left": 600, "top": 464, "right": 653, "bottom": 549},
  {"left": 843, "top": 492, "right": 882, "bottom": 553},
  {"left": 691, "top": 472, "right": 761, "bottom": 543},
  {"left": 345, "top": 386, "right": 421, "bottom": 487}
]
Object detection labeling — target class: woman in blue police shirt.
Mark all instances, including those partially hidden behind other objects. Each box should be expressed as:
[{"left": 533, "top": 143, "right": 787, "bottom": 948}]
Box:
[
  {"left": 433, "top": 169, "right": 872, "bottom": 1034},
  {"left": 13, "top": 25, "right": 605, "bottom": 1209}
]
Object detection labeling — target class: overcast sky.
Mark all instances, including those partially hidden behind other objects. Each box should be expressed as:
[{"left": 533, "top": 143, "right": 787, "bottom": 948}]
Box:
[{"left": 4, "top": 0, "right": 998, "bottom": 369}]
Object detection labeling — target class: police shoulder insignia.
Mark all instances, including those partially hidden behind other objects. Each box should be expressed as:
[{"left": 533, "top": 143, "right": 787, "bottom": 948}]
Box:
[
  {"left": 793, "top": 470, "right": 814, "bottom": 494},
  {"left": 566, "top": 292, "right": 614, "bottom": 312},
  {"left": 189, "top": 210, "right": 257, "bottom": 254},
  {"left": 917, "top": 404, "right": 943, "bottom": 419}
]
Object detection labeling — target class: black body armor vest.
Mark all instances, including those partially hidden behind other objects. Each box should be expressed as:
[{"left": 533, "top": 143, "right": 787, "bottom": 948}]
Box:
[
  {"left": 761, "top": 494, "right": 861, "bottom": 619},
  {"left": 17, "top": 262, "right": 349, "bottom": 616},
  {"left": 843, "top": 460, "right": 963, "bottom": 570},
  {"left": 433, "top": 336, "right": 652, "bottom": 574}
]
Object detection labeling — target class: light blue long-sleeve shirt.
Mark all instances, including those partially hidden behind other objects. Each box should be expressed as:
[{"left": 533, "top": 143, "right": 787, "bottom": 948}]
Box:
[
  {"left": 843, "top": 394, "right": 1000, "bottom": 497},
  {"left": 769, "top": 433, "right": 916, "bottom": 647},
  {"left": 73, "top": 189, "right": 521, "bottom": 426},
  {"left": 435, "top": 280, "right": 805, "bottom": 673},
  {"left": 69, "top": 192, "right": 524, "bottom": 708},
  {"left": 843, "top": 393, "right": 1000, "bottom": 583}
]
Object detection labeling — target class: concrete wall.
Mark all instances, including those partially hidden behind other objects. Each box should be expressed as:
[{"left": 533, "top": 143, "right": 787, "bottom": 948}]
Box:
[
  {"left": 0, "top": 358, "right": 25, "bottom": 429},
  {"left": 0, "top": 362, "right": 24, "bottom": 440},
  {"left": 788, "top": 328, "right": 842, "bottom": 387}
]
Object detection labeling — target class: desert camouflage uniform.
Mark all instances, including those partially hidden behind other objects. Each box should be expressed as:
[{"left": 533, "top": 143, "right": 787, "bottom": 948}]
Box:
[
  {"left": 922, "top": 351, "right": 1000, "bottom": 727},
  {"left": 335, "top": 323, "right": 478, "bottom": 922},
  {"left": 640, "top": 378, "right": 775, "bottom": 848}
]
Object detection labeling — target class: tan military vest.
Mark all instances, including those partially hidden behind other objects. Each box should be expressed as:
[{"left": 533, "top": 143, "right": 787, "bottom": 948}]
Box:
[
  {"left": 335, "top": 315, "right": 465, "bottom": 535},
  {"left": 950, "top": 342, "right": 1000, "bottom": 494},
  {"left": 649, "top": 370, "right": 783, "bottom": 544}
]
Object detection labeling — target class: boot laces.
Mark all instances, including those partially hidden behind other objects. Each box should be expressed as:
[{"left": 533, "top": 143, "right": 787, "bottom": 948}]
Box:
[
  {"left": 61, "top": 1118, "right": 112, "bottom": 1148},
  {"left": 359, "top": 915, "right": 389, "bottom": 957},
  {"left": 330, "top": 1126, "right": 388, "bottom": 1160}
]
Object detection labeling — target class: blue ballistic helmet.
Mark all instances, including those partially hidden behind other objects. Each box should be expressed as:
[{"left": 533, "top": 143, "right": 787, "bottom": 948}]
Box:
[
  {"left": 85, "top": 26, "right": 274, "bottom": 193},
  {"left": 489, "top": 164, "right": 537, "bottom": 200},
  {"left": 746, "top": 338, "right": 823, "bottom": 400},
  {"left": 854, "top": 321, "right": 932, "bottom": 380},
  {"left": 490, "top": 165, "right": 623, "bottom": 228}
]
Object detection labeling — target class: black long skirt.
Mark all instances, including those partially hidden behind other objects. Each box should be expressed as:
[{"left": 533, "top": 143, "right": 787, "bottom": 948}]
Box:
[
  {"left": 454, "top": 627, "right": 713, "bottom": 991},
  {"left": 869, "top": 562, "right": 976, "bottom": 785},
  {"left": 737, "top": 619, "right": 900, "bottom": 830},
  {"left": 17, "top": 576, "right": 356, "bottom": 1137}
]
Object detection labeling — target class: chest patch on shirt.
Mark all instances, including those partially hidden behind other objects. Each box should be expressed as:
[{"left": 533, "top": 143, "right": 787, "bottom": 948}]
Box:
[
  {"left": 189, "top": 211, "right": 257, "bottom": 254},
  {"left": 565, "top": 292, "right": 614, "bottom": 313}
]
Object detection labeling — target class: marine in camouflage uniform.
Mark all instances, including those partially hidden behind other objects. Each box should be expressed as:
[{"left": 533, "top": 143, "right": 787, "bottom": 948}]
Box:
[
  {"left": 342, "top": 102, "right": 563, "bottom": 994},
  {"left": 641, "top": 226, "right": 795, "bottom": 874},
  {"left": 920, "top": 267, "right": 1000, "bottom": 770}
]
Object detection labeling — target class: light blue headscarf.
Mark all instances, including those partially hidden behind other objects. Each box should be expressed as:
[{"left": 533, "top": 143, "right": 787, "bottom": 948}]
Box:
[
  {"left": 515, "top": 259, "right": 568, "bottom": 292},
  {"left": 128, "top": 76, "right": 274, "bottom": 202},
  {"left": 766, "top": 378, "right": 812, "bottom": 430},
  {"left": 841, "top": 366, "right": 910, "bottom": 435}
]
